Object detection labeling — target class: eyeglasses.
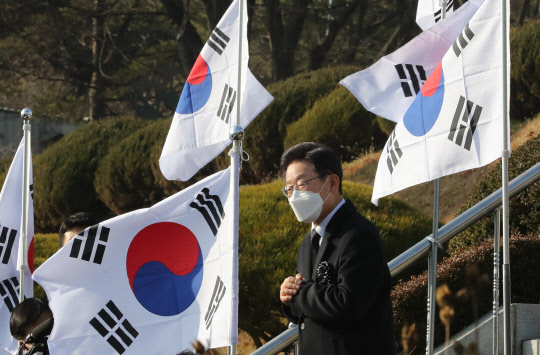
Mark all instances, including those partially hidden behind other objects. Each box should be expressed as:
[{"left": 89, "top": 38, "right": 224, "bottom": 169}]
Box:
[{"left": 282, "top": 174, "right": 326, "bottom": 198}]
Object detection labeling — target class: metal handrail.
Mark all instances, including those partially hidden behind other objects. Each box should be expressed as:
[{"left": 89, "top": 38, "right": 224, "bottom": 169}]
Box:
[{"left": 250, "top": 161, "right": 540, "bottom": 355}]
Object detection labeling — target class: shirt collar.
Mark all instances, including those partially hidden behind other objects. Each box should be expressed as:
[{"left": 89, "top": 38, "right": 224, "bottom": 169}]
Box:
[{"left": 312, "top": 198, "right": 345, "bottom": 238}]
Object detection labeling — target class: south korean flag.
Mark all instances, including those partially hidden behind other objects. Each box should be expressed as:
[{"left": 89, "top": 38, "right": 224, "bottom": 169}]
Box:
[
  {"left": 159, "top": 0, "right": 273, "bottom": 182},
  {"left": 416, "top": 0, "right": 456, "bottom": 31},
  {"left": 372, "top": 0, "right": 508, "bottom": 204},
  {"left": 340, "top": 0, "right": 483, "bottom": 123},
  {"left": 0, "top": 139, "right": 34, "bottom": 355},
  {"left": 34, "top": 168, "right": 237, "bottom": 354}
]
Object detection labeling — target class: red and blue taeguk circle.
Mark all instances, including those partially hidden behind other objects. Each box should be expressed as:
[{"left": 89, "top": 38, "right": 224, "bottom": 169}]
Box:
[
  {"left": 176, "top": 54, "right": 213, "bottom": 115},
  {"left": 126, "top": 222, "right": 203, "bottom": 316},
  {"left": 403, "top": 61, "right": 445, "bottom": 137}
]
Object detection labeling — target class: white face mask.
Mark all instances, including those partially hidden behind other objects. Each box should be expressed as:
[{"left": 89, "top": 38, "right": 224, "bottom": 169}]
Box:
[{"left": 288, "top": 177, "right": 331, "bottom": 223}]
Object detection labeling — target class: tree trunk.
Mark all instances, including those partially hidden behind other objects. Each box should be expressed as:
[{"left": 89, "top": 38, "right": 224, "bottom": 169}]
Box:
[
  {"left": 342, "top": 1, "right": 366, "bottom": 64},
  {"left": 201, "top": 0, "right": 231, "bottom": 29},
  {"left": 264, "top": 0, "right": 309, "bottom": 80},
  {"left": 518, "top": 0, "right": 531, "bottom": 25},
  {"left": 309, "top": 0, "right": 362, "bottom": 70},
  {"left": 88, "top": 0, "right": 107, "bottom": 120},
  {"left": 160, "top": 0, "right": 204, "bottom": 77}
]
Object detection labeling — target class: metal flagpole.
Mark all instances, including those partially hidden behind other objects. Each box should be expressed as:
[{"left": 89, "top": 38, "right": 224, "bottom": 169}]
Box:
[
  {"left": 18, "top": 107, "right": 32, "bottom": 302},
  {"left": 493, "top": 207, "right": 501, "bottom": 355},
  {"left": 426, "top": 179, "right": 440, "bottom": 355},
  {"left": 425, "top": 2, "right": 447, "bottom": 353},
  {"left": 228, "top": 127, "right": 241, "bottom": 355},
  {"left": 500, "top": 0, "right": 511, "bottom": 352},
  {"left": 227, "top": 0, "right": 245, "bottom": 353},
  {"left": 441, "top": 0, "right": 447, "bottom": 19}
]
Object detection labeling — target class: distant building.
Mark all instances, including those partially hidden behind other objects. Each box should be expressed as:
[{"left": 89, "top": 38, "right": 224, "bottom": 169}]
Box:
[{"left": 0, "top": 108, "right": 80, "bottom": 158}]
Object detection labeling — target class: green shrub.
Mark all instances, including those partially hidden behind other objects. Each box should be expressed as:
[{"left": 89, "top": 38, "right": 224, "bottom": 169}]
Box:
[
  {"left": 242, "top": 65, "right": 362, "bottom": 183},
  {"left": 376, "top": 116, "right": 397, "bottom": 136},
  {"left": 0, "top": 154, "right": 14, "bottom": 188},
  {"left": 32, "top": 233, "right": 59, "bottom": 299},
  {"left": 283, "top": 86, "right": 387, "bottom": 161},
  {"left": 448, "top": 134, "right": 540, "bottom": 254},
  {"left": 95, "top": 119, "right": 172, "bottom": 214},
  {"left": 510, "top": 19, "right": 540, "bottom": 119},
  {"left": 94, "top": 118, "right": 223, "bottom": 214},
  {"left": 33, "top": 117, "right": 149, "bottom": 232},
  {"left": 238, "top": 180, "right": 433, "bottom": 346},
  {"left": 392, "top": 233, "right": 540, "bottom": 353}
]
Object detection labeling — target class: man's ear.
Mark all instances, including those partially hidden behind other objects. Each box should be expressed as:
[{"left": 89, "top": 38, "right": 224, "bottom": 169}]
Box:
[{"left": 330, "top": 174, "right": 340, "bottom": 193}]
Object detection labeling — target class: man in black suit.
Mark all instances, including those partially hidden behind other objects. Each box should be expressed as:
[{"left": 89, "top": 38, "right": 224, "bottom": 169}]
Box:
[{"left": 279, "top": 142, "right": 396, "bottom": 354}]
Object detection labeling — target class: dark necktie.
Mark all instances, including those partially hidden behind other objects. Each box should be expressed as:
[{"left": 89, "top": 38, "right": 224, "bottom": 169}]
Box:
[{"left": 311, "top": 230, "right": 321, "bottom": 254}]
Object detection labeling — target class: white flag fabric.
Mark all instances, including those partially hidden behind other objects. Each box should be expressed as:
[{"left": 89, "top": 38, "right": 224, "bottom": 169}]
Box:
[
  {"left": 416, "top": 0, "right": 455, "bottom": 31},
  {"left": 34, "top": 168, "right": 235, "bottom": 354},
  {"left": 372, "top": 0, "right": 508, "bottom": 204},
  {"left": 340, "top": 0, "right": 483, "bottom": 123},
  {"left": 160, "top": 0, "right": 273, "bottom": 181},
  {"left": 0, "top": 139, "right": 34, "bottom": 354}
]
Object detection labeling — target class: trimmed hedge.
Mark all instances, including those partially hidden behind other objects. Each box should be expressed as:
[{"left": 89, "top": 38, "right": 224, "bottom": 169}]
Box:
[
  {"left": 241, "top": 65, "right": 362, "bottom": 183},
  {"left": 448, "top": 134, "right": 540, "bottom": 254},
  {"left": 94, "top": 119, "right": 173, "bottom": 214},
  {"left": 284, "top": 86, "right": 387, "bottom": 162},
  {"left": 238, "top": 180, "right": 433, "bottom": 346},
  {"left": 94, "top": 118, "right": 223, "bottom": 214},
  {"left": 33, "top": 117, "right": 149, "bottom": 232},
  {"left": 33, "top": 233, "right": 58, "bottom": 299},
  {"left": 392, "top": 233, "right": 540, "bottom": 353},
  {"left": 510, "top": 19, "right": 540, "bottom": 120}
]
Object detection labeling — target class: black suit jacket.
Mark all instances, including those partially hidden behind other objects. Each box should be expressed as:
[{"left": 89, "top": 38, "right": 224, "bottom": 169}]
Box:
[{"left": 283, "top": 200, "right": 396, "bottom": 354}]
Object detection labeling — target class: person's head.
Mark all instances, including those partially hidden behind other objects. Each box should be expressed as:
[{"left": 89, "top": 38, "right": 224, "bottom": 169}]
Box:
[
  {"left": 10, "top": 298, "right": 53, "bottom": 351},
  {"left": 58, "top": 212, "right": 98, "bottom": 247},
  {"left": 279, "top": 142, "right": 343, "bottom": 225}
]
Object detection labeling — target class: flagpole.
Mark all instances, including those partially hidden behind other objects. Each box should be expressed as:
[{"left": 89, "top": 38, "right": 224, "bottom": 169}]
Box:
[
  {"left": 500, "top": 0, "right": 511, "bottom": 352},
  {"left": 18, "top": 108, "right": 32, "bottom": 302},
  {"left": 227, "top": 126, "right": 241, "bottom": 355},
  {"left": 227, "top": 0, "right": 245, "bottom": 353},
  {"left": 425, "top": 1, "right": 448, "bottom": 352},
  {"left": 426, "top": 178, "right": 440, "bottom": 355}
]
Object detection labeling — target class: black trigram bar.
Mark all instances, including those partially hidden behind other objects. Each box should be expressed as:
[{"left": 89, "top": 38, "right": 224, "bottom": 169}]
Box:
[
  {"left": 207, "top": 27, "right": 230, "bottom": 55},
  {"left": 205, "top": 276, "right": 226, "bottom": 329},
  {"left": 30, "top": 184, "right": 34, "bottom": 200},
  {"left": 434, "top": 0, "right": 454, "bottom": 23},
  {"left": 448, "top": 95, "right": 483, "bottom": 151},
  {"left": 70, "top": 224, "right": 110, "bottom": 264},
  {"left": 0, "top": 277, "right": 20, "bottom": 312},
  {"left": 395, "top": 64, "right": 427, "bottom": 97},
  {"left": 452, "top": 24, "right": 475, "bottom": 57},
  {"left": 90, "top": 300, "right": 139, "bottom": 354},
  {"left": 0, "top": 225, "right": 17, "bottom": 265},
  {"left": 217, "top": 84, "right": 237, "bottom": 123},
  {"left": 386, "top": 130, "right": 403, "bottom": 174},
  {"left": 190, "top": 188, "right": 225, "bottom": 236}
]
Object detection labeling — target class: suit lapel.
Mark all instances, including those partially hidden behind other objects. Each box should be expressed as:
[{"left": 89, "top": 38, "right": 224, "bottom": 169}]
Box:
[
  {"left": 311, "top": 233, "right": 330, "bottom": 281},
  {"left": 310, "top": 201, "right": 354, "bottom": 281}
]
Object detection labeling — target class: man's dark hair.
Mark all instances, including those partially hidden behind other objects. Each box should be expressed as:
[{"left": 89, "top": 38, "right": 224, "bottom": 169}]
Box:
[
  {"left": 10, "top": 298, "right": 52, "bottom": 341},
  {"left": 279, "top": 142, "right": 343, "bottom": 194},
  {"left": 58, "top": 212, "right": 98, "bottom": 245}
]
